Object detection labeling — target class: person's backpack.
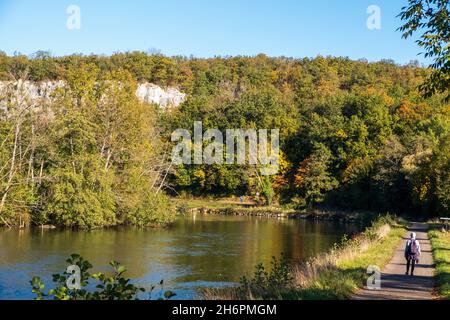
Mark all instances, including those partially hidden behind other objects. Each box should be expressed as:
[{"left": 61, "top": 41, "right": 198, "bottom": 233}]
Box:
[{"left": 408, "top": 240, "right": 418, "bottom": 255}]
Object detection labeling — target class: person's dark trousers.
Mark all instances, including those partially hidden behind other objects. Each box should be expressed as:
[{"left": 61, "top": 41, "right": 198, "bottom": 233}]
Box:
[{"left": 406, "top": 258, "right": 416, "bottom": 275}]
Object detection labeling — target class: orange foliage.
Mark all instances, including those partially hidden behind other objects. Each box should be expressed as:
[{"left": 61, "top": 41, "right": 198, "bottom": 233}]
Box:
[
  {"left": 396, "top": 100, "right": 432, "bottom": 122},
  {"left": 294, "top": 158, "right": 311, "bottom": 188}
]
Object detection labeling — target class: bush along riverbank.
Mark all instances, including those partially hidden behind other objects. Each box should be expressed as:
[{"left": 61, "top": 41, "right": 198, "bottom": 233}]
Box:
[
  {"left": 429, "top": 227, "right": 450, "bottom": 299},
  {"left": 203, "top": 214, "right": 406, "bottom": 300}
]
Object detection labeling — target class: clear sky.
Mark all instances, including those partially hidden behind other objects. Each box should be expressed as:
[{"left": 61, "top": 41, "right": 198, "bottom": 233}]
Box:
[{"left": 0, "top": 0, "right": 428, "bottom": 65}]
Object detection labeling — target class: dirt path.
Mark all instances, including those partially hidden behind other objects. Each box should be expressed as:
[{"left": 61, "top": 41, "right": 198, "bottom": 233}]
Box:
[{"left": 353, "top": 223, "right": 435, "bottom": 300}]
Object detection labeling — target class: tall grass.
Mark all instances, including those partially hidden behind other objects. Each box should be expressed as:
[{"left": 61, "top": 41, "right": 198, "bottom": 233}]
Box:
[
  {"left": 203, "top": 214, "right": 405, "bottom": 300},
  {"left": 429, "top": 229, "right": 450, "bottom": 299}
]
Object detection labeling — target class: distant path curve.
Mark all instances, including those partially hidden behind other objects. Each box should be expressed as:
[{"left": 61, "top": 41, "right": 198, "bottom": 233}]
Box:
[{"left": 353, "top": 223, "right": 435, "bottom": 300}]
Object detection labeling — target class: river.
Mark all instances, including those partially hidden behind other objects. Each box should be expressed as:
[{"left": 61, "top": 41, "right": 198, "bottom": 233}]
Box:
[{"left": 0, "top": 214, "right": 364, "bottom": 299}]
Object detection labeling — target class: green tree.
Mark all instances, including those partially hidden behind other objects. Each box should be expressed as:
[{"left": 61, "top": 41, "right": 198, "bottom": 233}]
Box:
[
  {"left": 294, "top": 144, "right": 338, "bottom": 208},
  {"left": 399, "top": 0, "right": 450, "bottom": 100}
]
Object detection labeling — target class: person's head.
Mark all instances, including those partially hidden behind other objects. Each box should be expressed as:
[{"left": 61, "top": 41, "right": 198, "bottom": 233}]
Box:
[{"left": 410, "top": 232, "right": 416, "bottom": 240}]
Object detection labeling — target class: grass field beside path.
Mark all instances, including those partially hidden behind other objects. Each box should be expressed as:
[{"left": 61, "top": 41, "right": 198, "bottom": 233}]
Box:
[{"left": 429, "top": 228, "right": 450, "bottom": 299}]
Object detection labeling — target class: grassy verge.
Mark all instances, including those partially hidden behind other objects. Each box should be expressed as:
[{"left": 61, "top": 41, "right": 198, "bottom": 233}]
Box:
[
  {"left": 203, "top": 215, "right": 406, "bottom": 300},
  {"left": 428, "top": 228, "right": 450, "bottom": 299},
  {"left": 176, "top": 198, "right": 242, "bottom": 210},
  {"left": 175, "top": 198, "right": 374, "bottom": 222},
  {"left": 174, "top": 198, "right": 294, "bottom": 216}
]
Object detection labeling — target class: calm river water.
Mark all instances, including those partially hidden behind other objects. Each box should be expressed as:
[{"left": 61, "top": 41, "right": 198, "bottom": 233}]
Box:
[{"left": 0, "top": 214, "right": 364, "bottom": 299}]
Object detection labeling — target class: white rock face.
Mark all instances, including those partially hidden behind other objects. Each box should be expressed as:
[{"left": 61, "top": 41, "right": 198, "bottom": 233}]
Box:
[
  {"left": 0, "top": 81, "right": 185, "bottom": 109},
  {"left": 135, "top": 83, "right": 186, "bottom": 109}
]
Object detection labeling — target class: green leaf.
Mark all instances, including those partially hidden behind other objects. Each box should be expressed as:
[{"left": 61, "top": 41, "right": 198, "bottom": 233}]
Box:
[{"left": 164, "top": 291, "right": 176, "bottom": 299}]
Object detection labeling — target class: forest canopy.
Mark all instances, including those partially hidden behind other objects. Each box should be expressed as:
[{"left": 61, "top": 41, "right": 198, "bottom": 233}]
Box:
[{"left": 0, "top": 51, "right": 449, "bottom": 228}]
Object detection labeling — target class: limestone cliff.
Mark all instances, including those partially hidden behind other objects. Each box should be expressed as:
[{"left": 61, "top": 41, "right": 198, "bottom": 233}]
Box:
[{"left": 0, "top": 80, "right": 186, "bottom": 109}]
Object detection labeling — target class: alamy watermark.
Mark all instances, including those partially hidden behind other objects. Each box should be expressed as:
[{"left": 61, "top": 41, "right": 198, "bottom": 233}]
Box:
[
  {"left": 66, "top": 264, "right": 81, "bottom": 290},
  {"left": 66, "top": 5, "right": 81, "bottom": 30},
  {"left": 171, "top": 122, "right": 280, "bottom": 176},
  {"left": 366, "top": 265, "right": 381, "bottom": 290},
  {"left": 367, "top": 5, "right": 381, "bottom": 30}
]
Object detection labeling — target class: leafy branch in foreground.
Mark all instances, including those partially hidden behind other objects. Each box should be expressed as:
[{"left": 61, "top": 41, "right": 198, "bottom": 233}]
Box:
[
  {"left": 399, "top": 0, "right": 450, "bottom": 100},
  {"left": 30, "top": 254, "right": 176, "bottom": 300}
]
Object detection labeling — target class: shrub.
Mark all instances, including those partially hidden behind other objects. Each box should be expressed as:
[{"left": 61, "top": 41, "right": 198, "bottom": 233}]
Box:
[
  {"left": 125, "top": 192, "right": 175, "bottom": 227},
  {"left": 237, "top": 255, "right": 292, "bottom": 299},
  {"left": 30, "top": 254, "right": 176, "bottom": 300},
  {"left": 43, "top": 163, "right": 117, "bottom": 229}
]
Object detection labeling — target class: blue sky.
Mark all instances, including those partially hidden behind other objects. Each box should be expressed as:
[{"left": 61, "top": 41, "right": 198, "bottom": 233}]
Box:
[{"left": 0, "top": 0, "right": 428, "bottom": 65}]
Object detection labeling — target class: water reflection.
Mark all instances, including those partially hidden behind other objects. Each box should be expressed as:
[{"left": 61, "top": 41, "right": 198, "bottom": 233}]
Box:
[{"left": 0, "top": 214, "right": 363, "bottom": 299}]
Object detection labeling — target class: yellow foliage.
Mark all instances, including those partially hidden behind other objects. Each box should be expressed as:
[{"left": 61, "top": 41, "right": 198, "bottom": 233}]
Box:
[
  {"left": 193, "top": 169, "right": 206, "bottom": 181},
  {"left": 335, "top": 129, "right": 348, "bottom": 139},
  {"left": 414, "top": 177, "right": 431, "bottom": 201}
]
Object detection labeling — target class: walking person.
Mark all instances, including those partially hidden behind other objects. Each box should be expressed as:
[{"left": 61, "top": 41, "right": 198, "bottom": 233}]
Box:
[{"left": 404, "top": 232, "right": 421, "bottom": 276}]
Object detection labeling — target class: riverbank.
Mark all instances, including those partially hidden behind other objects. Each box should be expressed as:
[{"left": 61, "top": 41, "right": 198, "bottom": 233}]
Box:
[
  {"left": 176, "top": 198, "right": 372, "bottom": 222},
  {"left": 203, "top": 214, "right": 406, "bottom": 300},
  {"left": 429, "top": 226, "right": 450, "bottom": 299}
]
